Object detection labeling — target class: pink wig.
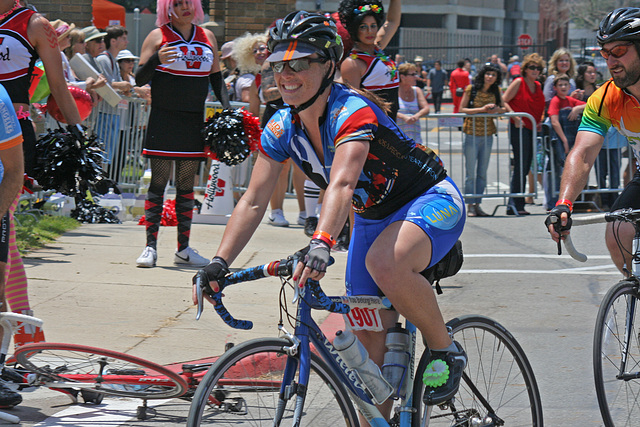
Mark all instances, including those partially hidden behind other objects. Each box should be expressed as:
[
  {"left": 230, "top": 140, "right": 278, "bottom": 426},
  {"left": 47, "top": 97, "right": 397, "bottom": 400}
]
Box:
[{"left": 156, "top": 0, "right": 205, "bottom": 27}]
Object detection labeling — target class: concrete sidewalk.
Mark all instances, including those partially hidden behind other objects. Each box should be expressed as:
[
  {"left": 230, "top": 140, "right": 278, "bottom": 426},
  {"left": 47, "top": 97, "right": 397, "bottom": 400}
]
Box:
[{"left": 20, "top": 198, "right": 348, "bottom": 366}]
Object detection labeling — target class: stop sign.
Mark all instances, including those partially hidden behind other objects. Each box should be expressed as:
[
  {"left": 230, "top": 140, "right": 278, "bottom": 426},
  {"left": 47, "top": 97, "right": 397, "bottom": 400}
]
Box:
[{"left": 517, "top": 34, "right": 533, "bottom": 50}]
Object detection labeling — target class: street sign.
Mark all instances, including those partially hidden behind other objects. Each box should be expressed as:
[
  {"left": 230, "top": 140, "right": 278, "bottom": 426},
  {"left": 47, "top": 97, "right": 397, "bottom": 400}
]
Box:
[{"left": 517, "top": 34, "right": 533, "bottom": 50}]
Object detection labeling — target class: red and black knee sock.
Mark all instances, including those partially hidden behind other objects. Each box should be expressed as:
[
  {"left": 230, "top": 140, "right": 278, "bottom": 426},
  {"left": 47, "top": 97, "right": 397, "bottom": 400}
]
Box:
[
  {"left": 145, "top": 158, "right": 174, "bottom": 249},
  {"left": 144, "top": 190, "right": 164, "bottom": 249},
  {"left": 175, "top": 190, "right": 194, "bottom": 252},
  {"left": 174, "top": 160, "right": 201, "bottom": 252}
]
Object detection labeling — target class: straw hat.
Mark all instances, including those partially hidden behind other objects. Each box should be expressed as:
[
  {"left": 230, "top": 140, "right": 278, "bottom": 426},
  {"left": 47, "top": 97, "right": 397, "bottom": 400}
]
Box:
[
  {"left": 82, "top": 26, "right": 107, "bottom": 43},
  {"left": 50, "top": 19, "right": 75, "bottom": 42},
  {"left": 414, "top": 55, "right": 423, "bottom": 62}
]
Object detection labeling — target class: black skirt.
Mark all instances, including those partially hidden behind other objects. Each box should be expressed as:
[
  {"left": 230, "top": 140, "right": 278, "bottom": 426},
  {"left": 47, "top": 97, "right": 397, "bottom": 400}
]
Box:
[{"left": 142, "top": 107, "right": 206, "bottom": 160}]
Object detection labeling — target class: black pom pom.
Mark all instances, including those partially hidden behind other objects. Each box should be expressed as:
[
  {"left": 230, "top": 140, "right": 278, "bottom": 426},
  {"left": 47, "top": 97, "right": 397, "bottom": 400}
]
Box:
[
  {"left": 202, "top": 108, "right": 255, "bottom": 166},
  {"left": 33, "top": 128, "right": 106, "bottom": 196}
]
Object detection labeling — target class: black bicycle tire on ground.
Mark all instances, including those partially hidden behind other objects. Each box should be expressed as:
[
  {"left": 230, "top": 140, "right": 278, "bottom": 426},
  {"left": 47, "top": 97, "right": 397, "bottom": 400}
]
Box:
[
  {"left": 15, "top": 342, "right": 188, "bottom": 399},
  {"left": 412, "top": 314, "right": 543, "bottom": 427},
  {"left": 187, "top": 337, "right": 359, "bottom": 426},
  {"left": 593, "top": 278, "right": 640, "bottom": 427}
]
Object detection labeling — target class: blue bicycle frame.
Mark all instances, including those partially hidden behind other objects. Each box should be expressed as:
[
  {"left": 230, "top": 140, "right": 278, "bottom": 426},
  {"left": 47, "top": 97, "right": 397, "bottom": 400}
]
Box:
[{"left": 280, "top": 285, "right": 419, "bottom": 426}]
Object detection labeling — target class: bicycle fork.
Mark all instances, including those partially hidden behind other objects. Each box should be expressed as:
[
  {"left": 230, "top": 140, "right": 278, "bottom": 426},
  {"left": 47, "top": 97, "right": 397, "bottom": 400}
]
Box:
[
  {"left": 618, "top": 293, "right": 639, "bottom": 381},
  {"left": 272, "top": 327, "right": 306, "bottom": 426}
]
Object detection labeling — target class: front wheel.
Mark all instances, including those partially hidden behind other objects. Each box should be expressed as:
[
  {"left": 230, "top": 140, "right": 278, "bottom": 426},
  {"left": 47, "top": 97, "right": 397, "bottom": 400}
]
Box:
[
  {"left": 593, "top": 279, "right": 640, "bottom": 426},
  {"left": 187, "top": 337, "right": 358, "bottom": 426},
  {"left": 412, "top": 315, "right": 543, "bottom": 426},
  {"left": 15, "top": 342, "right": 188, "bottom": 399}
]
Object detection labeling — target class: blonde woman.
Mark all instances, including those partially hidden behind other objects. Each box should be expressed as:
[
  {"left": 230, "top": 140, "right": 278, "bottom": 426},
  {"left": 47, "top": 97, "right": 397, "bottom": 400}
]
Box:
[
  {"left": 231, "top": 32, "right": 267, "bottom": 103},
  {"left": 543, "top": 47, "right": 579, "bottom": 102}
]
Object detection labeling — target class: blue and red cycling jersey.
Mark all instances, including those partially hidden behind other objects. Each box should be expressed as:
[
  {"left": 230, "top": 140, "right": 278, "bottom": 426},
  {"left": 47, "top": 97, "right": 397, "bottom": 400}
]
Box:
[{"left": 260, "top": 83, "right": 447, "bottom": 220}]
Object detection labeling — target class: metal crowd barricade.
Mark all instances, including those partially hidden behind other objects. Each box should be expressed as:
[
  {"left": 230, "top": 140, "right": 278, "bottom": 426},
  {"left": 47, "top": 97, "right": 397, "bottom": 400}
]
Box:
[{"left": 421, "top": 112, "right": 538, "bottom": 215}]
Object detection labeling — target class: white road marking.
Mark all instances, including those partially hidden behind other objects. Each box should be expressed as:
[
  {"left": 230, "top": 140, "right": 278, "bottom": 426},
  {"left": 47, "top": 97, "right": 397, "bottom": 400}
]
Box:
[{"left": 34, "top": 397, "right": 171, "bottom": 426}]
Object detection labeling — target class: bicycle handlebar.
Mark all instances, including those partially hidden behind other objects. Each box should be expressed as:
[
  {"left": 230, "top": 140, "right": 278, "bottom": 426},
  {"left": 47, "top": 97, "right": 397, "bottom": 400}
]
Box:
[
  {"left": 194, "top": 256, "right": 350, "bottom": 328},
  {"left": 561, "top": 209, "right": 640, "bottom": 262}
]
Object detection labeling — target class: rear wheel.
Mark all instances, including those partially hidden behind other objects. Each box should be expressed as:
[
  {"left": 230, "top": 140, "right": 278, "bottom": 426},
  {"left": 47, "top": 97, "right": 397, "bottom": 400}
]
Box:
[
  {"left": 187, "top": 337, "right": 358, "bottom": 426},
  {"left": 593, "top": 279, "right": 640, "bottom": 426},
  {"left": 15, "top": 342, "right": 188, "bottom": 399},
  {"left": 412, "top": 315, "right": 543, "bottom": 426}
]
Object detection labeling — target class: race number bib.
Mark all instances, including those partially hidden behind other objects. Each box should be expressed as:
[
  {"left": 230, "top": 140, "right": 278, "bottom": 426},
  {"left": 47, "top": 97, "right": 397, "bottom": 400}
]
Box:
[{"left": 341, "top": 296, "right": 389, "bottom": 332}]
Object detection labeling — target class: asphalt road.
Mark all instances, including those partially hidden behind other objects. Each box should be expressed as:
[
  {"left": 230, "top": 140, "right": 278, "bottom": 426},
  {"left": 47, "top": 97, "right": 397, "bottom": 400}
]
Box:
[{"left": 4, "top": 192, "right": 619, "bottom": 426}]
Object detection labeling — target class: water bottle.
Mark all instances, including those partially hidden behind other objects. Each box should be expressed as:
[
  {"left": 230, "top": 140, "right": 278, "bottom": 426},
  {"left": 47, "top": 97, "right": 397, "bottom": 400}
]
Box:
[
  {"left": 99, "top": 188, "right": 124, "bottom": 221},
  {"left": 333, "top": 329, "right": 393, "bottom": 404},
  {"left": 382, "top": 323, "right": 410, "bottom": 398}
]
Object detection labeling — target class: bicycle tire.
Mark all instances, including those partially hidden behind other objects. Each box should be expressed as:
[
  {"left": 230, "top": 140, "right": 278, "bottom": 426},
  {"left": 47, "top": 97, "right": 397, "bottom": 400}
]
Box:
[
  {"left": 412, "top": 315, "right": 543, "bottom": 427},
  {"left": 187, "top": 337, "right": 359, "bottom": 426},
  {"left": 15, "top": 342, "right": 188, "bottom": 399},
  {"left": 593, "top": 279, "right": 640, "bottom": 426}
]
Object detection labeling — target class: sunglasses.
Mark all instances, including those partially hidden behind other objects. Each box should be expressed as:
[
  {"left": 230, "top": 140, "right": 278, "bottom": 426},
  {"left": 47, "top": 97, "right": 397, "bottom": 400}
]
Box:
[
  {"left": 120, "top": 58, "right": 135, "bottom": 63},
  {"left": 527, "top": 65, "right": 543, "bottom": 71},
  {"left": 402, "top": 73, "right": 418, "bottom": 76},
  {"left": 270, "top": 57, "right": 327, "bottom": 73},
  {"left": 252, "top": 46, "right": 268, "bottom": 54},
  {"left": 600, "top": 42, "right": 634, "bottom": 60}
]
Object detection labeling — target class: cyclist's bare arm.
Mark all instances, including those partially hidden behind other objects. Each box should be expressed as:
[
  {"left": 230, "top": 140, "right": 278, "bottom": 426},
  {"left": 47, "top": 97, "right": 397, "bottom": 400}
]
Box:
[
  {"left": 547, "top": 130, "right": 604, "bottom": 241},
  {"left": 216, "top": 152, "right": 283, "bottom": 265}
]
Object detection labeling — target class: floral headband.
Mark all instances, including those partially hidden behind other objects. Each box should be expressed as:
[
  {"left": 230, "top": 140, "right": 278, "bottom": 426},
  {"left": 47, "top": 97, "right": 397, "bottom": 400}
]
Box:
[{"left": 353, "top": 4, "right": 381, "bottom": 14}]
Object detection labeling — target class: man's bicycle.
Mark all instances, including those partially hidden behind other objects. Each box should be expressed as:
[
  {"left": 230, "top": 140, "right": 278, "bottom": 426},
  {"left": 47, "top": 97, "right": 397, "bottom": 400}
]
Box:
[
  {"left": 562, "top": 208, "right": 640, "bottom": 426},
  {"left": 187, "top": 254, "right": 543, "bottom": 426}
]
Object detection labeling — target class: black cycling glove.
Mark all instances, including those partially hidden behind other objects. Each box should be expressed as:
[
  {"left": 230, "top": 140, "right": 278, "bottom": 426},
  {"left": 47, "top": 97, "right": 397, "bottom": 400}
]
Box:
[
  {"left": 545, "top": 204, "right": 572, "bottom": 233},
  {"left": 303, "top": 239, "right": 331, "bottom": 273},
  {"left": 195, "top": 256, "right": 229, "bottom": 290}
]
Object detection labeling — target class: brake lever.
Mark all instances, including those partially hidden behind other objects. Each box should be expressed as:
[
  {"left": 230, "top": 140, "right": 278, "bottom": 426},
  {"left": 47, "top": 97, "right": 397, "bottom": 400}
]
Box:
[{"left": 195, "top": 271, "right": 206, "bottom": 320}]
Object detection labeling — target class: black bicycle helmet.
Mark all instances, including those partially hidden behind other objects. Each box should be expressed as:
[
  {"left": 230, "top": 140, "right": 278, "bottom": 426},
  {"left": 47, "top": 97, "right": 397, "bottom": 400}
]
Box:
[
  {"left": 268, "top": 11, "right": 344, "bottom": 63},
  {"left": 268, "top": 11, "right": 344, "bottom": 114},
  {"left": 597, "top": 7, "right": 640, "bottom": 45}
]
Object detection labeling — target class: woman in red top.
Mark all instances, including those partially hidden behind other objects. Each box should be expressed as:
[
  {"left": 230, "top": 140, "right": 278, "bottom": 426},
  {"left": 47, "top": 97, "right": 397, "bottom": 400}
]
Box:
[
  {"left": 449, "top": 59, "right": 470, "bottom": 113},
  {"left": 502, "top": 52, "right": 546, "bottom": 215}
]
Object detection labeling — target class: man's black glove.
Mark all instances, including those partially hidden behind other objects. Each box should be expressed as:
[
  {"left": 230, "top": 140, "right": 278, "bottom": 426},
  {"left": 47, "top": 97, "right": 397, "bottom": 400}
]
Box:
[
  {"left": 194, "top": 256, "right": 229, "bottom": 291},
  {"left": 68, "top": 124, "right": 86, "bottom": 145},
  {"left": 545, "top": 204, "right": 572, "bottom": 233},
  {"left": 303, "top": 239, "right": 331, "bottom": 273}
]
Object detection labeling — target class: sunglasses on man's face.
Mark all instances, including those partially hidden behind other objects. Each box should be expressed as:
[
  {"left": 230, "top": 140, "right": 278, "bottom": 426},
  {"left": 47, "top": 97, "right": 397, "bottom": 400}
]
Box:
[
  {"left": 600, "top": 42, "right": 635, "bottom": 60},
  {"left": 270, "top": 57, "right": 327, "bottom": 73}
]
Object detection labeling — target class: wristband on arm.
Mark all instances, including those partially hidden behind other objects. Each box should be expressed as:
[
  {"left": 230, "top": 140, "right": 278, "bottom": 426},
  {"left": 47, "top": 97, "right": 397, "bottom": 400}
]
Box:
[
  {"left": 135, "top": 52, "right": 160, "bottom": 86},
  {"left": 556, "top": 199, "right": 573, "bottom": 213}
]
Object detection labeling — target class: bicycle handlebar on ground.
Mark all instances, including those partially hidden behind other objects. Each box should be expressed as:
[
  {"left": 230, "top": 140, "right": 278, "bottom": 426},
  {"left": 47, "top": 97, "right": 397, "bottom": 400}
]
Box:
[
  {"left": 562, "top": 208, "right": 640, "bottom": 262},
  {"left": 194, "top": 256, "right": 350, "bottom": 328}
]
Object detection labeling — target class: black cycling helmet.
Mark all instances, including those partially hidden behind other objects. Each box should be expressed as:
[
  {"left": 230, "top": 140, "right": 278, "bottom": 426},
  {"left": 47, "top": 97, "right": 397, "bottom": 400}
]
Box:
[
  {"left": 268, "top": 11, "right": 344, "bottom": 63},
  {"left": 596, "top": 7, "right": 640, "bottom": 45},
  {"left": 267, "top": 11, "right": 344, "bottom": 114}
]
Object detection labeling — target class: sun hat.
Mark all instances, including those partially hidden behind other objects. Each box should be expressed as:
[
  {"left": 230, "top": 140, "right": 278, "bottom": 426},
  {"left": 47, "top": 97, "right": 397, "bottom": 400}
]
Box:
[
  {"left": 414, "top": 55, "right": 423, "bottom": 62},
  {"left": 82, "top": 26, "right": 107, "bottom": 43},
  {"left": 50, "top": 19, "right": 75, "bottom": 42},
  {"left": 220, "top": 41, "right": 234, "bottom": 60},
  {"left": 116, "top": 49, "right": 139, "bottom": 61}
]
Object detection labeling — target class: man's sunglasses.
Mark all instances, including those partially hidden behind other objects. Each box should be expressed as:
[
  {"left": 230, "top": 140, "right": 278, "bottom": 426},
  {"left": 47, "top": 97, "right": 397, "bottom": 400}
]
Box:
[
  {"left": 600, "top": 42, "right": 634, "bottom": 60},
  {"left": 270, "top": 57, "right": 327, "bottom": 73}
]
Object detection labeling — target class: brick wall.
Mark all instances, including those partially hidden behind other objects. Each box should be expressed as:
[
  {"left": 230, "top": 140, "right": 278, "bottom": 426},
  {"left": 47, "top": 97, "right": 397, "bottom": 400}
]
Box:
[
  {"left": 30, "top": 0, "right": 297, "bottom": 43},
  {"left": 34, "top": 0, "right": 94, "bottom": 28},
  {"left": 208, "top": 0, "right": 296, "bottom": 44}
]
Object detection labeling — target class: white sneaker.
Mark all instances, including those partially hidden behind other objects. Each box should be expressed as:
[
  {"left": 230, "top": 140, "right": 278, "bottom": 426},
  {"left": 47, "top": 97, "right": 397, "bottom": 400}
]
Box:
[
  {"left": 297, "top": 211, "right": 307, "bottom": 226},
  {"left": 136, "top": 246, "right": 157, "bottom": 268},
  {"left": 174, "top": 246, "right": 210, "bottom": 267},
  {"left": 268, "top": 209, "right": 289, "bottom": 227}
]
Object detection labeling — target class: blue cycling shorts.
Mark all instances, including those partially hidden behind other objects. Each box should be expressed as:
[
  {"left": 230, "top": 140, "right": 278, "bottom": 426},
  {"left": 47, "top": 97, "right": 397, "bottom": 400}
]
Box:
[{"left": 345, "top": 177, "right": 465, "bottom": 296}]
